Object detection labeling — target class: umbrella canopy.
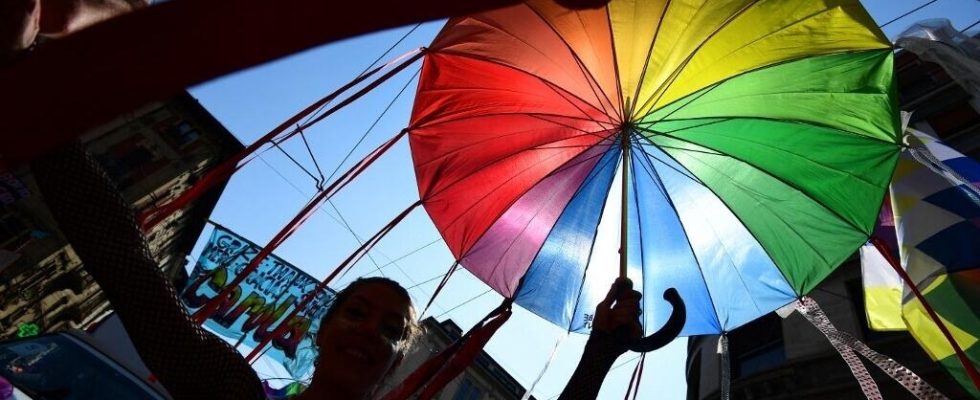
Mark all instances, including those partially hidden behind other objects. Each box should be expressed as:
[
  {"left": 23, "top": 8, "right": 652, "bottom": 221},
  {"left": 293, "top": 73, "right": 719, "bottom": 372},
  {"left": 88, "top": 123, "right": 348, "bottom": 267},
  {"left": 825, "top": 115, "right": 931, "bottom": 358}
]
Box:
[{"left": 409, "top": 0, "right": 901, "bottom": 336}]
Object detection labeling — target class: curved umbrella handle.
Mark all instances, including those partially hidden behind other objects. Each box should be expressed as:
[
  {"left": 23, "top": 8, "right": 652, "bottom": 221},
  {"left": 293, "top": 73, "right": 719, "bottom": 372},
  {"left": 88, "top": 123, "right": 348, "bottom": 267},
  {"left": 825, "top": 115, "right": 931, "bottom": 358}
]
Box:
[{"left": 627, "top": 288, "right": 686, "bottom": 353}]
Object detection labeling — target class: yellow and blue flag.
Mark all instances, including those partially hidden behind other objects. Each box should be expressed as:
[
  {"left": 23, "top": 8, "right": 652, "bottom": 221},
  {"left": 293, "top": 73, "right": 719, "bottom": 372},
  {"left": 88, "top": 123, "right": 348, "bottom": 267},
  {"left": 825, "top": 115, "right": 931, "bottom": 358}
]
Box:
[{"left": 861, "top": 129, "right": 980, "bottom": 397}]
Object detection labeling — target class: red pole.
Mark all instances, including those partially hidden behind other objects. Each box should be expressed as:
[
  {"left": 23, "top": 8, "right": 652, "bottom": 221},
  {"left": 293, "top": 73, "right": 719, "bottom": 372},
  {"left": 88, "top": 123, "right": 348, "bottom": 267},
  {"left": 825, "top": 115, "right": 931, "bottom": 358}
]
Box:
[{"left": 870, "top": 236, "right": 980, "bottom": 392}]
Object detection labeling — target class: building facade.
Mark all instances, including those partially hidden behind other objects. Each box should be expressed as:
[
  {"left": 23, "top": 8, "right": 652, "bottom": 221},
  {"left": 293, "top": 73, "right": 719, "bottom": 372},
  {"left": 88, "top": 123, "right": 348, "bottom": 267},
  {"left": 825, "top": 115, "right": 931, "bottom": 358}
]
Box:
[
  {"left": 0, "top": 92, "right": 241, "bottom": 339},
  {"left": 379, "top": 317, "right": 535, "bottom": 400},
  {"left": 685, "top": 42, "right": 980, "bottom": 400}
]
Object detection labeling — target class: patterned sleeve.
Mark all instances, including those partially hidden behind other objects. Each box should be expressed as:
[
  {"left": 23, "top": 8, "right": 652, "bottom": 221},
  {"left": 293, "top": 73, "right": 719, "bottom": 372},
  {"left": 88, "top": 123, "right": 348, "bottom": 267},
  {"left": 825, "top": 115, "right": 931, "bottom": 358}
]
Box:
[
  {"left": 558, "top": 331, "right": 626, "bottom": 400},
  {"left": 30, "top": 142, "right": 266, "bottom": 400}
]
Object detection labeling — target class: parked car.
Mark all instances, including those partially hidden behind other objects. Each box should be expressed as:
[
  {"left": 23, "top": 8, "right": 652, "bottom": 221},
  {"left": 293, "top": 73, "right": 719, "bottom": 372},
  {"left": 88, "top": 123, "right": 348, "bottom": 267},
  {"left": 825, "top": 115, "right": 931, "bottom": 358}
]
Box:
[{"left": 0, "top": 330, "right": 170, "bottom": 399}]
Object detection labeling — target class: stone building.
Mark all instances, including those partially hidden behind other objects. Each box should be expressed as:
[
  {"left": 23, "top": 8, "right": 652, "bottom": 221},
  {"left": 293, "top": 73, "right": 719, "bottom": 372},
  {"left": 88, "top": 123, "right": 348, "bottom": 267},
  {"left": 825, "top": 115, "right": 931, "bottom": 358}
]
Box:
[
  {"left": 380, "top": 317, "right": 536, "bottom": 400},
  {"left": 0, "top": 91, "right": 241, "bottom": 339}
]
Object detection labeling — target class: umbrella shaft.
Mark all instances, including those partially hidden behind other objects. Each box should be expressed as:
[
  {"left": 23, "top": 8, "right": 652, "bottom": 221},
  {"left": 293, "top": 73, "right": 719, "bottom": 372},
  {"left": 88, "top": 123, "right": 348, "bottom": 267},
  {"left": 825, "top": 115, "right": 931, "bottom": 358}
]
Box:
[{"left": 620, "top": 133, "right": 630, "bottom": 278}]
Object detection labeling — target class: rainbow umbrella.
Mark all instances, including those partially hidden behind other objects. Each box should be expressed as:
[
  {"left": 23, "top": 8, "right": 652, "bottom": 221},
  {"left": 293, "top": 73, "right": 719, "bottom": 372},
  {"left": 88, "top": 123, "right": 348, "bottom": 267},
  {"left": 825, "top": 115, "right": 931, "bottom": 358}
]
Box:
[{"left": 408, "top": 0, "right": 901, "bottom": 339}]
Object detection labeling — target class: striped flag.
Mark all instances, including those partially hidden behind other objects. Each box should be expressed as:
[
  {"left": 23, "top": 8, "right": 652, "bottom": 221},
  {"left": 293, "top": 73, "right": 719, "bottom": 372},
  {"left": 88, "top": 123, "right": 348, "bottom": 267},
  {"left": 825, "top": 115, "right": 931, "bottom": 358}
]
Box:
[{"left": 861, "top": 129, "right": 980, "bottom": 397}]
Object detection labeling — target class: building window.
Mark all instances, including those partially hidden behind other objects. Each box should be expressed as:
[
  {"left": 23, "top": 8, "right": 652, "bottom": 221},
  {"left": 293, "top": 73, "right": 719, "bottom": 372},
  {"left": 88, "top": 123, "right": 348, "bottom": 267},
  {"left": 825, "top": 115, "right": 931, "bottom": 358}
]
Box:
[
  {"left": 166, "top": 121, "right": 201, "bottom": 148},
  {"left": 453, "top": 378, "right": 483, "bottom": 400},
  {"left": 94, "top": 134, "right": 166, "bottom": 190}
]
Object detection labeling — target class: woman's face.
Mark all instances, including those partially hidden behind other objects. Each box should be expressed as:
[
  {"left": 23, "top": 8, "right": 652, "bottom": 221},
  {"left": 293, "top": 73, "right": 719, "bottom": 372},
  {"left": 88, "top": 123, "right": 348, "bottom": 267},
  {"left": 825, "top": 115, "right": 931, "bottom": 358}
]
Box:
[{"left": 315, "top": 282, "right": 411, "bottom": 396}]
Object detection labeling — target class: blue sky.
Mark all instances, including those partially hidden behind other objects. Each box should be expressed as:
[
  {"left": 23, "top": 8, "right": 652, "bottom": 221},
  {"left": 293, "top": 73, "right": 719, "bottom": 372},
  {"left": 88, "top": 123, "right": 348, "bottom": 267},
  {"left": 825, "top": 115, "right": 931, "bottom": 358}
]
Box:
[{"left": 187, "top": 1, "right": 980, "bottom": 398}]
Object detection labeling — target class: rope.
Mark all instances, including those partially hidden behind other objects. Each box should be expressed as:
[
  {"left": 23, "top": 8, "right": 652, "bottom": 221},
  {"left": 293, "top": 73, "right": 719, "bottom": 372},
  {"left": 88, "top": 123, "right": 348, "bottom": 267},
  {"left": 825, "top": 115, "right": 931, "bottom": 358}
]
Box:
[
  {"left": 522, "top": 331, "right": 568, "bottom": 400},
  {"left": 139, "top": 49, "right": 423, "bottom": 230},
  {"left": 623, "top": 353, "right": 646, "bottom": 400},
  {"left": 192, "top": 130, "right": 408, "bottom": 325},
  {"left": 421, "top": 262, "right": 459, "bottom": 318},
  {"left": 301, "top": 23, "right": 424, "bottom": 126}
]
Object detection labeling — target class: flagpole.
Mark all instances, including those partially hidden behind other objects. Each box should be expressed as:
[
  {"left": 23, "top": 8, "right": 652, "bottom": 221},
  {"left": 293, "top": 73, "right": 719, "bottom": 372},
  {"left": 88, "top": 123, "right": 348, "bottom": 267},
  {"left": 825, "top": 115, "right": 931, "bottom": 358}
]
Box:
[{"left": 870, "top": 236, "right": 980, "bottom": 391}]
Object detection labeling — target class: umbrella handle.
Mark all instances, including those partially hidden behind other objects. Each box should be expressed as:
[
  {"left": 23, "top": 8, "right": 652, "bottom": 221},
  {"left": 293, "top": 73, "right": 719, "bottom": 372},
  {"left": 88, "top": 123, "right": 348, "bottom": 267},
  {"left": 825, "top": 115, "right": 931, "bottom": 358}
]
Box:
[{"left": 627, "top": 288, "right": 686, "bottom": 353}]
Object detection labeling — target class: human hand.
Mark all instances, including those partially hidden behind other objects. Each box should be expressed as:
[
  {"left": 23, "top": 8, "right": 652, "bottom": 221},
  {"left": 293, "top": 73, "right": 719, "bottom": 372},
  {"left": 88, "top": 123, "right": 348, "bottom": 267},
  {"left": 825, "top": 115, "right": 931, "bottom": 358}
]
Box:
[
  {"left": 38, "top": 0, "right": 150, "bottom": 37},
  {"left": 0, "top": 0, "right": 40, "bottom": 57},
  {"left": 592, "top": 277, "right": 642, "bottom": 344}
]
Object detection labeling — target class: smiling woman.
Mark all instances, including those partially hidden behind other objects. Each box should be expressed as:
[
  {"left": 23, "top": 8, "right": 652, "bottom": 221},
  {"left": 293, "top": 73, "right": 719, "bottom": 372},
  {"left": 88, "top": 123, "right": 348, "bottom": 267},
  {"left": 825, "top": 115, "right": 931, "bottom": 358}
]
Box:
[{"left": 298, "top": 277, "right": 423, "bottom": 400}]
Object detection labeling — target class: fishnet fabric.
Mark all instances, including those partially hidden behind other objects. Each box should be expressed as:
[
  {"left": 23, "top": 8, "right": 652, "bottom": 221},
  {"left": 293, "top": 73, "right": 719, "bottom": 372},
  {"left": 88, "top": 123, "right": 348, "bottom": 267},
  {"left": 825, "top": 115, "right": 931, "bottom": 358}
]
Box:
[
  {"left": 31, "top": 143, "right": 265, "bottom": 400},
  {"left": 557, "top": 331, "right": 626, "bottom": 400},
  {"left": 797, "top": 297, "right": 947, "bottom": 400}
]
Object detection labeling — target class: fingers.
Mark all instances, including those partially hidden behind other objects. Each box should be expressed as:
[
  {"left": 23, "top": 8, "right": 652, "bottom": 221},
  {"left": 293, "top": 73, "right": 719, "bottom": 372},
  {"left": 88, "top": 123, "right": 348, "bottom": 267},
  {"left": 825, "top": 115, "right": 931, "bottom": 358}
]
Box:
[
  {"left": 599, "top": 277, "right": 635, "bottom": 307},
  {"left": 598, "top": 279, "right": 621, "bottom": 308},
  {"left": 610, "top": 288, "right": 642, "bottom": 319},
  {"left": 594, "top": 278, "right": 643, "bottom": 338},
  {"left": 609, "top": 297, "right": 643, "bottom": 341},
  {"left": 614, "top": 277, "right": 633, "bottom": 290}
]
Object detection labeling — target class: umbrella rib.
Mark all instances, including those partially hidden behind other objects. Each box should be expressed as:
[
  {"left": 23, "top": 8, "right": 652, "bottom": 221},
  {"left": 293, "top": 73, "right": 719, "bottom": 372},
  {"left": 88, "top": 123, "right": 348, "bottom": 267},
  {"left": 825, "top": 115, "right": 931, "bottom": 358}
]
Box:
[
  {"left": 640, "top": 116, "right": 733, "bottom": 136},
  {"left": 473, "top": 145, "right": 612, "bottom": 291},
  {"left": 627, "top": 0, "right": 673, "bottom": 115},
  {"left": 635, "top": 140, "right": 804, "bottom": 302},
  {"left": 604, "top": 2, "right": 624, "bottom": 114},
  {"left": 540, "top": 78, "right": 622, "bottom": 130},
  {"left": 525, "top": 114, "right": 619, "bottom": 141},
  {"left": 563, "top": 142, "right": 626, "bottom": 331},
  {"left": 671, "top": 5, "right": 847, "bottom": 85},
  {"left": 634, "top": 140, "right": 703, "bottom": 183},
  {"left": 658, "top": 132, "right": 869, "bottom": 236},
  {"left": 627, "top": 135, "right": 651, "bottom": 334},
  {"left": 641, "top": 119, "right": 895, "bottom": 191},
  {"left": 636, "top": 82, "right": 724, "bottom": 128},
  {"left": 635, "top": 0, "right": 762, "bottom": 116},
  {"left": 415, "top": 100, "right": 617, "bottom": 135},
  {"left": 653, "top": 138, "right": 839, "bottom": 270},
  {"left": 506, "top": 142, "right": 622, "bottom": 313},
  {"left": 429, "top": 136, "right": 614, "bottom": 234},
  {"left": 440, "top": 141, "right": 620, "bottom": 296},
  {"left": 414, "top": 88, "right": 618, "bottom": 134},
  {"left": 636, "top": 48, "right": 897, "bottom": 139},
  {"left": 414, "top": 119, "right": 614, "bottom": 172},
  {"left": 631, "top": 137, "right": 725, "bottom": 331},
  {"left": 524, "top": 4, "right": 621, "bottom": 121},
  {"left": 642, "top": 112, "right": 897, "bottom": 146},
  {"left": 634, "top": 0, "right": 713, "bottom": 114},
  {"left": 431, "top": 50, "right": 614, "bottom": 125}
]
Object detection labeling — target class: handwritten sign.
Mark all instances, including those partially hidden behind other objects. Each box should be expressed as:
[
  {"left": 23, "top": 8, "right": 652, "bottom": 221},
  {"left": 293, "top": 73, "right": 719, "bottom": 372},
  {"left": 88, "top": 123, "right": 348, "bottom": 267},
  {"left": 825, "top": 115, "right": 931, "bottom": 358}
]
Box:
[{"left": 181, "top": 226, "right": 335, "bottom": 379}]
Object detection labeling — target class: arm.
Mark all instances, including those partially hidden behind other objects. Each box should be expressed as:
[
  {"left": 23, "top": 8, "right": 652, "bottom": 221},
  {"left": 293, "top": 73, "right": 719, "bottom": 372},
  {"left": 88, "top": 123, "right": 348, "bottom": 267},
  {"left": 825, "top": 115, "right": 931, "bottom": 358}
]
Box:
[
  {"left": 559, "top": 278, "right": 641, "bottom": 400},
  {"left": 30, "top": 142, "right": 265, "bottom": 400}
]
